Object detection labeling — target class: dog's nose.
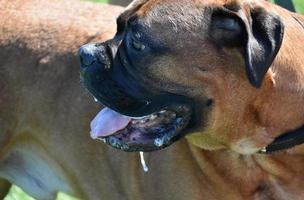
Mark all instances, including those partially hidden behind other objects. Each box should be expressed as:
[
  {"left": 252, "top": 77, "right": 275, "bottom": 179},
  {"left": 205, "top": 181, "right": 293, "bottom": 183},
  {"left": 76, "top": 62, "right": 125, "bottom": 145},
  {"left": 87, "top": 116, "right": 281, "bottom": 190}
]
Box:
[{"left": 79, "top": 44, "right": 98, "bottom": 68}]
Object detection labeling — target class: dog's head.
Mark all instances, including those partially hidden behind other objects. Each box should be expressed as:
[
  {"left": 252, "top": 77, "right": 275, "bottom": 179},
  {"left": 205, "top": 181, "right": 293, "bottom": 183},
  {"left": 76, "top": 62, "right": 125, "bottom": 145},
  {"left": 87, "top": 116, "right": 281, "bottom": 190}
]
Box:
[{"left": 79, "top": 0, "right": 284, "bottom": 153}]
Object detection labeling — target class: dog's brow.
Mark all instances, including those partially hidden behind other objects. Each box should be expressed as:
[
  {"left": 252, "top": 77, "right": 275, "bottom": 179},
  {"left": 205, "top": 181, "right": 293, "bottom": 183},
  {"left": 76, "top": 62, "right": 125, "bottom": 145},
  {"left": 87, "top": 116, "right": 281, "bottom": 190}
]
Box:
[
  {"left": 116, "top": 14, "right": 139, "bottom": 34},
  {"left": 128, "top": 15, "right": 139, "bottom": 24},
  {"left": 116, "top": 15, "right": 126, "bottom": 34},
  {"left": 116, "top": 0, "right": 147, "bottom": 34}
]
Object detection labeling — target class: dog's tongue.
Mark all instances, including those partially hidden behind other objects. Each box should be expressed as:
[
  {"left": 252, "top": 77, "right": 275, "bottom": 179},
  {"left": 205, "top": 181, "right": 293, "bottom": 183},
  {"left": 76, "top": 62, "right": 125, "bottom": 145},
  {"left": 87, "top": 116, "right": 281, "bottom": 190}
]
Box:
[{"left": 90, "top": 107, "right": 131, "bottom": 139}]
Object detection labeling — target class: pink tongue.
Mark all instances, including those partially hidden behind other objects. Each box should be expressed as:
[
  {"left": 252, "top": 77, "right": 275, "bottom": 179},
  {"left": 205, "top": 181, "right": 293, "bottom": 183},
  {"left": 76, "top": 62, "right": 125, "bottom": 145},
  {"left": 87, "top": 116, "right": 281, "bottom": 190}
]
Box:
[{"left": 90, "top": 107, "right": 131, "bottom": 139}]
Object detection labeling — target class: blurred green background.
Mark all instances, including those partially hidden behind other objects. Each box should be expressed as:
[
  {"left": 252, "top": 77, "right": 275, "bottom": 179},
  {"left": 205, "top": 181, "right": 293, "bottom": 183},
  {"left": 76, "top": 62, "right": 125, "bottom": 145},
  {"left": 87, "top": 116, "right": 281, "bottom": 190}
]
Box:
[
  {"left": 4, "top": 0, "right": 304, "bottom": 200},
  {"left": 294, "top": 0, "right": 304, "bottom": 13}
]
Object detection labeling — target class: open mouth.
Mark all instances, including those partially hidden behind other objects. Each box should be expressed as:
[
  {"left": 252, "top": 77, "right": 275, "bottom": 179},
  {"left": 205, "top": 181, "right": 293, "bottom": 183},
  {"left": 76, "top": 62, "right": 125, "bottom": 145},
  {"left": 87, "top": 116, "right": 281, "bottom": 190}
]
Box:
[
  {"left": 90, "top": 105, "right": 192, "bottom": 152},
  {"left": 79, "top": 43, "right": 194, "bottom": 152}
]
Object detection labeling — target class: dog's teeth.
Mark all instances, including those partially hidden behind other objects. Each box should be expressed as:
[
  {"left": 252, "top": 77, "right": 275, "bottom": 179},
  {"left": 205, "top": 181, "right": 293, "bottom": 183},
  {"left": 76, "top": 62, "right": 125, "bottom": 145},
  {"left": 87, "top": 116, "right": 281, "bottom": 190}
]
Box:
[
  {"left": 154, "top": 138, "right": 164, "bottom": 147},
  {"left": 170, "top": 112, "right": 177, "bottom": 118},
  {"left": 176, "top": 118, "right": 182, "bottom": 124},
  {"left": 150, "top": 114, "right": 157, "bottom": 120},
  {"left": 97, "top": 137, "right": 106, "bottom": 143},
  {"left": 94, "top": 97, "right": 98, "bottom": 102},
  {"left": 130, "top": 115, "right": 149, "bottom": 120},
  {"left": 260, "top": 147, "right": 267, "bottom": 153}
]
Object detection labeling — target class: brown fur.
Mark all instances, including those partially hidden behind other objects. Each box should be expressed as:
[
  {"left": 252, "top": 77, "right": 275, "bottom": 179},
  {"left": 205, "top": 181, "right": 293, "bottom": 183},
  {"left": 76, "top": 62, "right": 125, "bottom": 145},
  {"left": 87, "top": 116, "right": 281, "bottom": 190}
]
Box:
[{"left": 1, "top": 0, "right": 304, "bottom": 199}]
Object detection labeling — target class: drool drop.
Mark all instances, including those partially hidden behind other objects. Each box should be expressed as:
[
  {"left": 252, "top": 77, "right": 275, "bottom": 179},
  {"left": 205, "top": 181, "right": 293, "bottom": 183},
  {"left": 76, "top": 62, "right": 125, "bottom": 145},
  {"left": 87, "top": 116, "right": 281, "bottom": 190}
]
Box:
[{"left": 139, "top": 152, "right": 149, "bottom": 172}]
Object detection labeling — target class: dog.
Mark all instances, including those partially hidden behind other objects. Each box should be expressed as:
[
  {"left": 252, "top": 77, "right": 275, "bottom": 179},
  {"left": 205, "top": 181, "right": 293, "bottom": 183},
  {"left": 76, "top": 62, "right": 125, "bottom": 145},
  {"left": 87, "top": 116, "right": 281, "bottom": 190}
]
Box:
[{"left": 1, "top": 0, "right": 304, "bottom": 199}]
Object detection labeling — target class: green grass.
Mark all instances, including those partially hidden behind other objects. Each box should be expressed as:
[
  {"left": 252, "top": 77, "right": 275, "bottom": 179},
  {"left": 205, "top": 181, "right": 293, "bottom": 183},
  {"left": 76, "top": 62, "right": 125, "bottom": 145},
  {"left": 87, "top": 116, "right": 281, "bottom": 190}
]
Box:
[
  {"left": 4, "top": 186, "right": 35, "bottom": 200},
  {"left": 4, "top": 0, "right": 304, "bottom": 200},
  {"left": 4, "top": 185, "right": 80, "bottom": 200},
  {"left": 294, "top": 0, "right": 304, "bottom": 14}
]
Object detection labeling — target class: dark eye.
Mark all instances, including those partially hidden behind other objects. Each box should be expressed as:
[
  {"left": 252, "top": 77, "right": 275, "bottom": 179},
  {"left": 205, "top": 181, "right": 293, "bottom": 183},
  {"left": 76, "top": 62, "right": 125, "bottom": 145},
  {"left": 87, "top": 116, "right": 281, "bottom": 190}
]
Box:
[{"left": 131, "top": 39, "right": 146, "bottom": 51}]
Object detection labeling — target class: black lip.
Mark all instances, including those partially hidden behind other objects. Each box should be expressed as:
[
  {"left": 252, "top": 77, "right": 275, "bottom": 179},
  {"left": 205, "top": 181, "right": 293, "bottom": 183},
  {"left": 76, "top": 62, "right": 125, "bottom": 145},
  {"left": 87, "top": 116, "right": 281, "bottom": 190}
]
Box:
[{"left": 80, "top": 43, "right": 196, "bottom": 151}]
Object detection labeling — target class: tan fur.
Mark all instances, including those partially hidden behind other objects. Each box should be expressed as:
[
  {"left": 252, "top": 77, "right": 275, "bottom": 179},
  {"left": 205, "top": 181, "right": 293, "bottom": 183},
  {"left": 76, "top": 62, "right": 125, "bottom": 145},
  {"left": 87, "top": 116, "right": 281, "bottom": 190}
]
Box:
[{"left": 1, "top": 0, "right": 304, "bottom": 199}]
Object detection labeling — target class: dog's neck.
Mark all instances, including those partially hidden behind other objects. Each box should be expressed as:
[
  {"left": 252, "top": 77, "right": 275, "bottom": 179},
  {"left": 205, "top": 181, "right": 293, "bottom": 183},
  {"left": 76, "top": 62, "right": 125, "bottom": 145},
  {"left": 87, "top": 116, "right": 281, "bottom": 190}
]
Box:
[
  {"left": 255, "top": 14, "right": 304, "bottom": 148},
  {"left": 260, "top": 125, "right": 304, "bottom": 153},
  {"left": 188, "top": 142, "right": 304, "bottom": 199},
  {"left": 259, "top": 51, "right": 304, "bottom": 152}
]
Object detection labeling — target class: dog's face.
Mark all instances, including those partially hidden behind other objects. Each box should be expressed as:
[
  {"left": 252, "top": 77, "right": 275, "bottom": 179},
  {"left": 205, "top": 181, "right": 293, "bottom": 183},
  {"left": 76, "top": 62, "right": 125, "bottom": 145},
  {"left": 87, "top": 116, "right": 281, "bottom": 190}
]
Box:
[{"left": 79, "top": 0, "right": 284, "bottom": 153}]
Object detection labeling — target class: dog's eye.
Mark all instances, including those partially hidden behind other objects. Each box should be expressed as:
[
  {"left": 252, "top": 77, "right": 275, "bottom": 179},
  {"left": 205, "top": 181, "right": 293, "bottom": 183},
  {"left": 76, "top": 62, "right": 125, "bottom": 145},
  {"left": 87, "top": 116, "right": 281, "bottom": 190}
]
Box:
[{"left": 132, "top": 39, "right": 146, "bottom": 51}]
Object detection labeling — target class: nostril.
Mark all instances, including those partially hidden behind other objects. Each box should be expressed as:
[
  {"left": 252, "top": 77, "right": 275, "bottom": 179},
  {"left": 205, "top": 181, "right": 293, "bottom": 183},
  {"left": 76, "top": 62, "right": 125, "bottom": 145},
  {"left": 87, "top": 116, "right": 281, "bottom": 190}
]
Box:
[{"left": 79, "top": 44, "right": 97, "bottom": 68}]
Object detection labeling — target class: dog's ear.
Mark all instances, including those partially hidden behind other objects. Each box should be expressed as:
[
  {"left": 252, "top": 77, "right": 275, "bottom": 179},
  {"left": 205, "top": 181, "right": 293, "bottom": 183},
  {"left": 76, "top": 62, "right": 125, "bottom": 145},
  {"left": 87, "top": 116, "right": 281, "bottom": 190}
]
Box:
[
  {"left": 243, "top": 7, "right": 284, "bottom": 88},
  {"left": 211, "top": 7, "right": 284, "bottom": 88}
]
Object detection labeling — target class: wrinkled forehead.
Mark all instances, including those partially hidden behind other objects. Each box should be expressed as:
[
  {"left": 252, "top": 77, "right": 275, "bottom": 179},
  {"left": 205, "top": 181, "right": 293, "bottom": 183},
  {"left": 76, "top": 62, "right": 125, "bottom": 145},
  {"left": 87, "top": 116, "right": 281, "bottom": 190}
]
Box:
[
  {"left": 138, "top": 0, "right": 209, "bottom": 28},
  {"left": 117, "top": 0, "right": 242, "bottom": 29}
]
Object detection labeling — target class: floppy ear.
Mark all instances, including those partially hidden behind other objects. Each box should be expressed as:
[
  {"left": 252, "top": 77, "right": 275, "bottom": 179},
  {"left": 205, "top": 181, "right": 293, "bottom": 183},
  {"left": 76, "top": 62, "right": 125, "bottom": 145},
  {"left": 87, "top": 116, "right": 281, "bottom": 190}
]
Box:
[
  {"left": 243, "top": 7, "right": 284, "bottom": 88},
  {"left": 211, "top": 6, "right": 284, "bottom": 88}
]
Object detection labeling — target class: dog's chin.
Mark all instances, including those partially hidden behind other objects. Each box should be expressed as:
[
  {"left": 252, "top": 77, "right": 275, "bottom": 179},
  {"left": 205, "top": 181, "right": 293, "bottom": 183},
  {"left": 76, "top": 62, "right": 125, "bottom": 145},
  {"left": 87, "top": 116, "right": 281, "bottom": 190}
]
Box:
[{"left": 90, "top": 104, "right": 192, "bottom": 152}]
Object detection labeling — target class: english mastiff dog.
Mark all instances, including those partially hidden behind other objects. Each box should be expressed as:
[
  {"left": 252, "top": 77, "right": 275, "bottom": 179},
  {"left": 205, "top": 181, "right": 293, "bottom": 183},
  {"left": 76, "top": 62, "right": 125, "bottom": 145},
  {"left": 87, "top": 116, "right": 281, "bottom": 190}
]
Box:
[{"left": 1, "top": 0, "right": 304, "bottom": 199}]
